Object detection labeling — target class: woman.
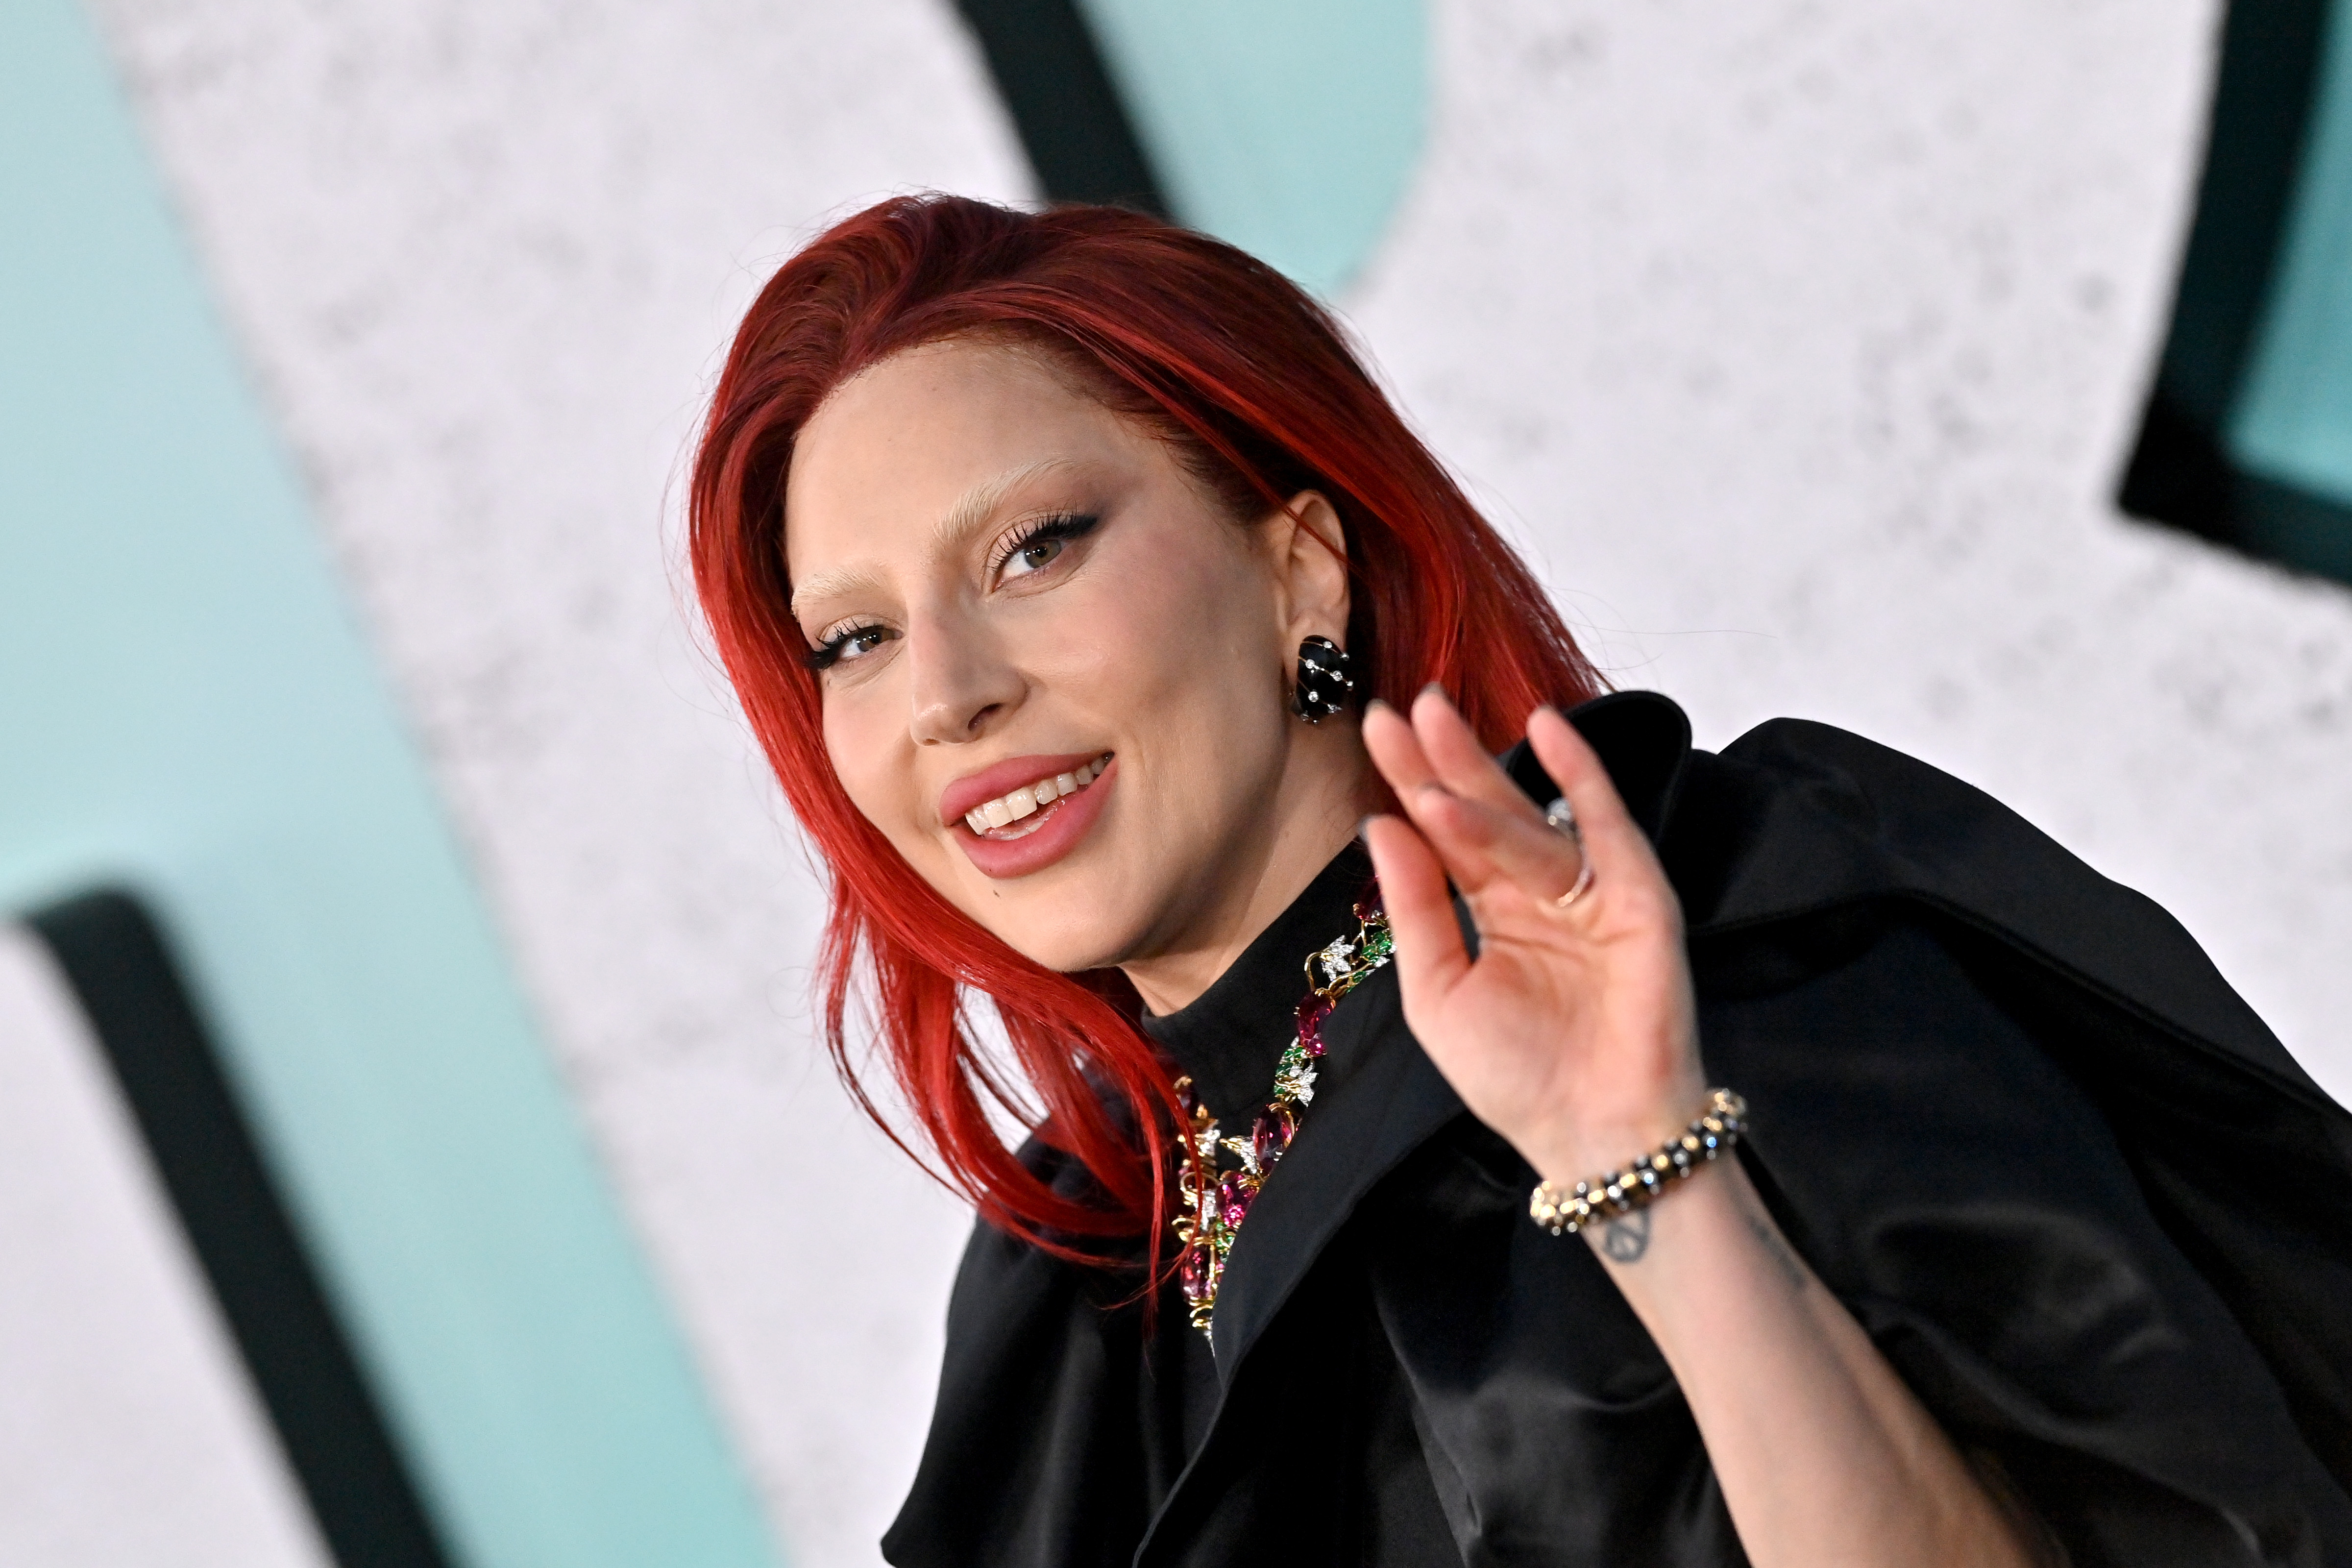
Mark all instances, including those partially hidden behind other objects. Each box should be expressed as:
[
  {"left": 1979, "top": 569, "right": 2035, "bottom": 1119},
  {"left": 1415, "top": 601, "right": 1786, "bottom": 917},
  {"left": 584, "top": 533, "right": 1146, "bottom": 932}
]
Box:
[{"left": 691, "top": 195, "right": 2352, "bottom": 1566}]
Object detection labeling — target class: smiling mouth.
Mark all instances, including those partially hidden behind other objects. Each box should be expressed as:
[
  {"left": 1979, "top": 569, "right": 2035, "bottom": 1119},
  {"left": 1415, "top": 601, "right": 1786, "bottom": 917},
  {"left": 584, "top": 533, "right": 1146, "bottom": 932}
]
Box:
[{"left": 960, "top": 753, "right": 1112, "bottom": 839}]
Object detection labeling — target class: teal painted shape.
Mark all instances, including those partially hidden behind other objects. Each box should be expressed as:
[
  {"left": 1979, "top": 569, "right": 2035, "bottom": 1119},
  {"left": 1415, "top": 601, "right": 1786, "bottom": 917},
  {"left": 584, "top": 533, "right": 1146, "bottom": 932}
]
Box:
[
  {"left": 2232, "top": 0, "right": 2352, "bottom": 513},
  {"left": 1075, "top": 0, "right": 1426, "bottom": 298},
  {"left": 0, "top": 5, "right": 779, "bottom": 1567}
]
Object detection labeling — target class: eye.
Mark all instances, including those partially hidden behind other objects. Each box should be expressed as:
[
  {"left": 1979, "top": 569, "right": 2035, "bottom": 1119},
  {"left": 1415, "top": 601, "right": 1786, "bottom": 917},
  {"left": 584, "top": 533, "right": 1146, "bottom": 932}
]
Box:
[
  {"left": 804, "top": 622, "right": 899, "bottom": 671},
  {"left": 992, "top": 512, "right": 1100, "bottom": 584},
  {"left": 1004, "top": 535, "right": 1066, "bottom": 579}
]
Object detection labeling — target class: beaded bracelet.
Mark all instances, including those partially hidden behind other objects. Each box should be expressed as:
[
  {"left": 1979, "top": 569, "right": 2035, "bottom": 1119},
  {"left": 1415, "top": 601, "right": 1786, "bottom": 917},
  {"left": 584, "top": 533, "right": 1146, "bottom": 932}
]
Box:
[{"left": 1528, "top": 1088, "right": 1749, "bottom": 1236}]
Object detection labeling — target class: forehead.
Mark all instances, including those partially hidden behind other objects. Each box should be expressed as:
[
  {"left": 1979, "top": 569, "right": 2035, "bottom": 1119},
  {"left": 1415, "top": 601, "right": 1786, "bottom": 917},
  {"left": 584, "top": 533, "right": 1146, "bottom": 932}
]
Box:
[{"left": 784, "top": 340, "right": 1130, "bottom": 577}]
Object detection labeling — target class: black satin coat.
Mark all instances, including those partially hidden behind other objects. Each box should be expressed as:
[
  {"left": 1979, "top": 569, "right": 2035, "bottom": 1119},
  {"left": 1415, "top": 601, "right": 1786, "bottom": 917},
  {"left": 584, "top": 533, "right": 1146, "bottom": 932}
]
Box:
[{"left": 884, "top": 692, "right": 2352, "bottom": 1568}]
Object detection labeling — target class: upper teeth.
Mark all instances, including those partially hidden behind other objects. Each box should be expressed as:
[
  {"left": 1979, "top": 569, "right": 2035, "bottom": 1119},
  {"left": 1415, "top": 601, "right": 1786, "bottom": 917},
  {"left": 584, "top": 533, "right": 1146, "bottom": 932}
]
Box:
[{"left": 964, "top": 755, "right": 1110, "bottom": 833}]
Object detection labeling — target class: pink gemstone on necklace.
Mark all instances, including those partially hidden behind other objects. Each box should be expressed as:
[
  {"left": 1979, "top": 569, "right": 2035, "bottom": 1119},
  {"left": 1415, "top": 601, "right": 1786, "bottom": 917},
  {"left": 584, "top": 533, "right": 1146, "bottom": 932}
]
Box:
[
  {"left": 1251, "top": 1103, "right": 1297, "bottom": 1167},
  {"left": 1164, "top": 903, "right": 1392, "bottom": 1339},
  {"left": 1217, "top": 1169, "right": 1253, "bottom": 1230},
  {"left": 1178, "top": 1244, "right": 1212, "bottom": 1301},
  {"left": 1295, "top": 993, "right": 1332, "bottom": 1038}
]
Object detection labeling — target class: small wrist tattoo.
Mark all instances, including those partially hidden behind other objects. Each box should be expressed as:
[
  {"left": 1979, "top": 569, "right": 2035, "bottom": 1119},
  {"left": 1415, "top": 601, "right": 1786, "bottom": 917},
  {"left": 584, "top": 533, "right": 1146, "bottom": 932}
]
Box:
[{"left": 1598, "top": 1209, "right": 1652, "bottom": 1263}]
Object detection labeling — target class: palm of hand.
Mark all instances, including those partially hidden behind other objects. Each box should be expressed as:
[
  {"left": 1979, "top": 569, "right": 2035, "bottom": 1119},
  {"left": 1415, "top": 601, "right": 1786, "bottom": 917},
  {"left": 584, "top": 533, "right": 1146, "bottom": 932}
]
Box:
[{"left": 1361, "top": 694, "right": 1706, "bottom": 1183}]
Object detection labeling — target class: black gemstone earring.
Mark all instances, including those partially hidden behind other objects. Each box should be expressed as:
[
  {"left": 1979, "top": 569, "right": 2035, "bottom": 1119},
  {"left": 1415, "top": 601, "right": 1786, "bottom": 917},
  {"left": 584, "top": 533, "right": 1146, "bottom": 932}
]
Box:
[{"left": 1293, "top": 635, "right": 1355, "bottom": 722}]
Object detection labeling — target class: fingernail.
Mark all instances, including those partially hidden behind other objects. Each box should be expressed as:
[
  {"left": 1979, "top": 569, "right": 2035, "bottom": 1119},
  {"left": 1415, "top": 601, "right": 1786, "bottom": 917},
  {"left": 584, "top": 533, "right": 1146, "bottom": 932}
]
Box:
[
  {"left": 1421, "top": 682, "right": 1446, "bottom": 696},
  {"left": 1364, "top": 697, "right": 1392, "bottom": 715}
]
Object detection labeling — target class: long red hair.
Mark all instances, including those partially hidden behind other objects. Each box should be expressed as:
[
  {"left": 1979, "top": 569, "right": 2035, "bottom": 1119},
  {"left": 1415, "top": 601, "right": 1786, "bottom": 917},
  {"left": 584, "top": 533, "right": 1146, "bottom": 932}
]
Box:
[{"left": 690, "top": 195, "right": 1601, "bottom": 1258}]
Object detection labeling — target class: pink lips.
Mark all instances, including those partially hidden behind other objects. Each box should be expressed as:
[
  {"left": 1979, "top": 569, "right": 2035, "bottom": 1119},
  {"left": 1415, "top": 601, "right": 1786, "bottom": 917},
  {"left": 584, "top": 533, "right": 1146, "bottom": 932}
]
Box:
[
  {"left": 939, "top": 750, "right": 1106, "bottom": 828},
  {"left": 941, "top": 751, "right": 1118, "bottom": 881}
]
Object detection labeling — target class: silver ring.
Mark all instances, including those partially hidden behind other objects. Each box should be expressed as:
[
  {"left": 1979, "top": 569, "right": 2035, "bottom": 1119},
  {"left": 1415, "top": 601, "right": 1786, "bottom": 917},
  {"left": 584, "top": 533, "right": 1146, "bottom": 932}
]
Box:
[{"left": 1543, "top": 797, "right": 1595, "bottom": 908}]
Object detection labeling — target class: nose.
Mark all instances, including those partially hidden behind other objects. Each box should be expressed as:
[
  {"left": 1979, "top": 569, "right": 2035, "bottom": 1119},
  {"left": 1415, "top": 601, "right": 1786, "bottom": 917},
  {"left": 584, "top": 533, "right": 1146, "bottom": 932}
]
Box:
[{"left": 906, "top": 610, "right": 1024, "bottom": 746}]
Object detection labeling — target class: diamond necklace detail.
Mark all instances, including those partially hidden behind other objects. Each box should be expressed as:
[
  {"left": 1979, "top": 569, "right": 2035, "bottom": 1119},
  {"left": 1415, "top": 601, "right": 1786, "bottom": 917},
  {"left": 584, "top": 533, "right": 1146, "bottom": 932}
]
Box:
[{"left": 1171, "top": 892, "right": 1394, "bottom": 1339}]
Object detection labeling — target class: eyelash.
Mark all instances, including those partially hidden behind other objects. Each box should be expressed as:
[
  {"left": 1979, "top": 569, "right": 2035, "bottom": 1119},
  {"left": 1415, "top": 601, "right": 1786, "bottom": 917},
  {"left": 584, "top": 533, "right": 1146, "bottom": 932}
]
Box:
[
  {"left": 804, "top": 512, "right": 1102, "bottom": 672},
  {"left": 988, "top": 511, "right": 1101, "bottom": 577},
  {"left": 804, "top": 623, "right": 890, "bottom": 670}
]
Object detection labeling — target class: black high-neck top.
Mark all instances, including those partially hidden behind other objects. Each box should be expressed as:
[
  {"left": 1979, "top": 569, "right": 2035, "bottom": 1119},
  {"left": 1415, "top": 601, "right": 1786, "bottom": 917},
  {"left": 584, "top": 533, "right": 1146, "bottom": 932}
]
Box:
[
  {"left": 1137, "top": 844, "right": 1375, "bottom": 1127},
  {"left": 1137, "top": 842, "right": 1459, "bottom": 1561}
]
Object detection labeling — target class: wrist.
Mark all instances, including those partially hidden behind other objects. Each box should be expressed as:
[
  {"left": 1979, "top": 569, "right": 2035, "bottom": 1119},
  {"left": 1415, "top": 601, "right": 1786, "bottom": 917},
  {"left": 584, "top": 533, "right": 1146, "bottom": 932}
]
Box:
[
  {"left": 1527, "top": 1087, "right": 1748, "bottom": 1239},
  {"left": 1522, "top": 1075, "right": 1713, "bottom": 1187}
]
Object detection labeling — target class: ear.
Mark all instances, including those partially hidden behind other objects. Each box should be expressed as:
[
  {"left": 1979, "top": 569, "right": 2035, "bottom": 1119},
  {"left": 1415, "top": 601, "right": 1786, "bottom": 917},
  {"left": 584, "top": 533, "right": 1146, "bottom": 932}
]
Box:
[{"left": 1263, "top": 490, "right": 1351, "bottom": 645}]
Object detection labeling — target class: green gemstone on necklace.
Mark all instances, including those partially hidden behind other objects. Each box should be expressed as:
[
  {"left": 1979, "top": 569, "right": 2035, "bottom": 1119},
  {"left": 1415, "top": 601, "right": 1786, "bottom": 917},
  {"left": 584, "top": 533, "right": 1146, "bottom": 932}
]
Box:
[{"left": 1172, "top": 894, "right": 1392, "bottom": 1338}]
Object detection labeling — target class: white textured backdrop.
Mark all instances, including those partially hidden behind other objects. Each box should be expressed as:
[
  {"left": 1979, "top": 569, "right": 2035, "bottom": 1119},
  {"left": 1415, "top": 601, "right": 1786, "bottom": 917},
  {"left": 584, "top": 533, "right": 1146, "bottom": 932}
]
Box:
[
  {"left": 1345, "top": 0, "right": 2352, "bottom": 1099},
  {"left": 85, "top": 1, "right": 2351, "bottom": 1564},
  {"left": 86, "top": 1, "right": 1029, "bottom": 1563}
]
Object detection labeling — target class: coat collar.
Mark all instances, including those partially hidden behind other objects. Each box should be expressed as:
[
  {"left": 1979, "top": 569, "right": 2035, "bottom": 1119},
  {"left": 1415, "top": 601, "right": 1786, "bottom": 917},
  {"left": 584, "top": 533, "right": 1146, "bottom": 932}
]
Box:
[
  {"left": 1499, "top": 688, "right": 1693, "bottom": 844},
  {"left": 1203, "top": 962, "right": 1452, "bottom": 1371},
  {"left": 1671, "top": 714, "right": 2324, "bottom": 1105}
]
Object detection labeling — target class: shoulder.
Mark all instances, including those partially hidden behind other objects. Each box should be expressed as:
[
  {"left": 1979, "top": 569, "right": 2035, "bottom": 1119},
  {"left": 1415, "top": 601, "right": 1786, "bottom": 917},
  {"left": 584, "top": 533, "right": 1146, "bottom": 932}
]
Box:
[
  {"left": 1670, "top": 709, "right": 2330, "bottom": 1105},
  {"left": 1502, "top": 690, "right": 2332, "bottom": 1104},
  {"left": 1541, "top": 698, "right": 2352, "bottom": 1514}
]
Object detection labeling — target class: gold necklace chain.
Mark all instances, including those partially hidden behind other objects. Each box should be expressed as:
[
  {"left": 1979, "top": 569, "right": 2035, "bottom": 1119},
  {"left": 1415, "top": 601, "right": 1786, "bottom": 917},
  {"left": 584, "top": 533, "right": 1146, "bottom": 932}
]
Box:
[{"left": 1171, "top": 894, "right": 1393, "bottom": 1338}]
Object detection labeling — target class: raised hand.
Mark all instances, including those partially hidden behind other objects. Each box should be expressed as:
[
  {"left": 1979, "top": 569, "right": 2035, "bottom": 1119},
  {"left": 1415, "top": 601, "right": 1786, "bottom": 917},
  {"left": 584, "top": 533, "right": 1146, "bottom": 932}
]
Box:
[{"left": 1358, "top": 689, "right": 1708, "bottom": 1186}]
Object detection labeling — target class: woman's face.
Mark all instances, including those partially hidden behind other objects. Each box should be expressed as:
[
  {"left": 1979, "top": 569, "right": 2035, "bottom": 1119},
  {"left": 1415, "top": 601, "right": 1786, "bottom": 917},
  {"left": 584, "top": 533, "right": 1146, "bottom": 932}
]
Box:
[{"left": 784, "top": 339, "right": 1366, "bottom": 993}]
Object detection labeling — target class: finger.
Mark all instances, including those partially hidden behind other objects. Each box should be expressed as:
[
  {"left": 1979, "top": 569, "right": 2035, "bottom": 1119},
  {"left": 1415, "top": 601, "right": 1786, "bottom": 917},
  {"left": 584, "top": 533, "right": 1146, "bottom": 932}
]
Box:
[
  {"left": 1403, "top": 783, "right": 1591, "bottom": 909},
  {"left": 1360, "top": 813, "right": 1471, "bottom": 1002},
  {"left": 1410, "top": 687, "right": 1547, "bottom": 821},
  {"left": 1525, "top": 706, "right": 1660, "bottom": 887},
  {"left": 1381, "top": 690, "right": 1582, "bottom": 906},
  {"left": 1361, "top": 697, "right": 1441, "bottom": 797}
]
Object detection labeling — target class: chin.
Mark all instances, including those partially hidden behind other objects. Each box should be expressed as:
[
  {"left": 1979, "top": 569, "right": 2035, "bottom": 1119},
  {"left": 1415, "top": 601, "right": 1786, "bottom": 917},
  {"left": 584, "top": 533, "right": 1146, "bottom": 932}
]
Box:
[
  {"left": 1003, "top": 920, "right": 1137, "bottom": 978},
  {"left": 962, "top": 888, "right": 1149, "bottom": 977}
]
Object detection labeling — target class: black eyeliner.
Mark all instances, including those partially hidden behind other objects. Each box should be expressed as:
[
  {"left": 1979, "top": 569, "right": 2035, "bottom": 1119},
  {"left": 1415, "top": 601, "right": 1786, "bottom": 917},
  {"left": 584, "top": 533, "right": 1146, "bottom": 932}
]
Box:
[
  {"left": 990, "top": 510, "right": 1101, "bottom": 574},
  {"left": 805, "top": 513, "right": 1099, "bottom": 673},
  {"left": 804, "top": 624, "right": 886, "bottom": 670}
]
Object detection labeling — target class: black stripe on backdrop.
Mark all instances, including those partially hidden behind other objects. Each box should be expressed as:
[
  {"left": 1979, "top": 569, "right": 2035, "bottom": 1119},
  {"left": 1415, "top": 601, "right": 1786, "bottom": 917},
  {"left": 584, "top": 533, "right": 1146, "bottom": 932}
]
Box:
[
  {"left": 2120, "top": 0, "right": 2352, "bottom": 584},
  {"left": 29, "top": 890, "right": 454, "bottom": 1568},
  {"left": 954, "top": 0, "right": 1170, "bottom": 213}
]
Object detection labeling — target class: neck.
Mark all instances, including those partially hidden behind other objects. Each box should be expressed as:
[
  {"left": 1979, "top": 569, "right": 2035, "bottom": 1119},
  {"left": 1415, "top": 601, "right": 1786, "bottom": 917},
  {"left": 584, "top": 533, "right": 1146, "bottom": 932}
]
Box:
[{"left": 1119, "top": 725, "right": 1372, "bottom": 1016}]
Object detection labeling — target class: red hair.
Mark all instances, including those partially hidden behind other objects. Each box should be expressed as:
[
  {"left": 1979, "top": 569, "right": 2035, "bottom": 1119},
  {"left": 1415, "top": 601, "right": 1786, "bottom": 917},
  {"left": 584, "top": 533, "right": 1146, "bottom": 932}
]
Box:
[{"left": 690, "top": 195, "right": 1601, "bottom": 1259}]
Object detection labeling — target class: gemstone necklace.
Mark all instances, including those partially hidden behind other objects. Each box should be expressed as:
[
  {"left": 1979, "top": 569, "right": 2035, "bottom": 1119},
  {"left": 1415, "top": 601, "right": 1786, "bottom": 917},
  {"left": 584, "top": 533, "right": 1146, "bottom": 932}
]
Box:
[{"left": 1171, "top": 892, "right": 1394, "bottom": 1339}]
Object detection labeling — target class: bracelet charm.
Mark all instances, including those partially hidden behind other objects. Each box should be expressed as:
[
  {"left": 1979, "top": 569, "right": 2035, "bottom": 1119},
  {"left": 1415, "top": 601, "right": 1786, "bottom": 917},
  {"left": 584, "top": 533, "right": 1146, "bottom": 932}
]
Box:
[{"left": 1529, "top": 1088, "right": 1748, "bottom": 1236}]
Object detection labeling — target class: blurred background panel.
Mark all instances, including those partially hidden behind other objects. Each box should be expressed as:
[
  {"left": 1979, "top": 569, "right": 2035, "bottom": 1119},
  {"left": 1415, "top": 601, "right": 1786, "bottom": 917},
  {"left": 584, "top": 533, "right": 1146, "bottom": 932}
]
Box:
[
  {"left": 2231, "top": 0, "right": 2352, "bottom": 554},
  {"left": 1075, "top": 0, "right": 1426, "bottom": 297},
  {"left": 64, "top": 0, "right": 1033, "bottom": 1562},
  {"left": 5, "top": 2, "right": 2350, "bottom": 1568},
  {"left": 1, "top": 1, "right": 778, "bottom": 1564},
  {"left": 950, "top": 0, "right": 1425, "bottom": 294},
  {"left": 2123, "top": 0, "right": 2352, "bottom": 583},
  {"left": 0, "top": 924, "right": 328, "bottom": 1568}
]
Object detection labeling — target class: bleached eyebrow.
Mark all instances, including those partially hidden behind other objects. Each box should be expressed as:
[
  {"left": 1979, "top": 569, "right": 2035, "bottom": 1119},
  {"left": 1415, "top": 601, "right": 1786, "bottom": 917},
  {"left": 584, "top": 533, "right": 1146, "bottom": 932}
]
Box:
[
  {"left": 787, "top": 562, "right": 885, "bottom": 619},
  {"left": 788, "top": 458, "right": 1078, "bottom": 618},
  {"left": 930, "top": 458, "right": 1076, "bottom": 553}
]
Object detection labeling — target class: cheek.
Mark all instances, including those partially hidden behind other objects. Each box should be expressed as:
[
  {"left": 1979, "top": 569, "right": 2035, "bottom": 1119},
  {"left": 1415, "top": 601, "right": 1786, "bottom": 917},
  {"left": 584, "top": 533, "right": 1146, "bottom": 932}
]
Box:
[
  {"left": 1035, "top": 533, "right": 1294, "bottom": 861},
  {"left": 1061, "top": 532, "right": 1270, "bottom": 700},
  {"left": 821, "top": 683, "right": 923, "bottom": 851}
]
